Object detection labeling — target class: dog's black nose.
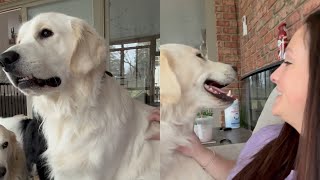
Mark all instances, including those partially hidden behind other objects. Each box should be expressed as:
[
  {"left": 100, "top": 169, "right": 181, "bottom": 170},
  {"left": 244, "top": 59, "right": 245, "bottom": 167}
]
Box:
[
  {"left": 0, "top": 51, "right": 20, "bottom": 68},
  {"left": 0, "top": 166, "right": 6, "bottom": 177}
]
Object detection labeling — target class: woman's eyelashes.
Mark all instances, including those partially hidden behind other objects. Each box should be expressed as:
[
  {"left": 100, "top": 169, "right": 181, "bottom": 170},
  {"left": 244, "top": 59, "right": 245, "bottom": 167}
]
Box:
[{"left": 283, "top": 60, "right": 293, "bottom": 65}]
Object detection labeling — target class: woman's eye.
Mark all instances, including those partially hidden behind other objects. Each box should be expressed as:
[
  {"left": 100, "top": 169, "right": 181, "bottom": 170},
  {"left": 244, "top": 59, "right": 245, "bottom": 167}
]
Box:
[{"left": 283, "top": 61, "right": 292, "bottom": 66}]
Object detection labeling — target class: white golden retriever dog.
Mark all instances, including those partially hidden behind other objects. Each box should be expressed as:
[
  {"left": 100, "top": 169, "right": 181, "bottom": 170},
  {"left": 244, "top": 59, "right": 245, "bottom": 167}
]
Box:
[
  {"left": 160, "top": 44, "right": 237, "bottom": 180},
  {"left": 0, "top": 13, "right": 159, "bottom": 180},
  {"left": 0, "top": 124, "right": 28, "bottom": 180}
]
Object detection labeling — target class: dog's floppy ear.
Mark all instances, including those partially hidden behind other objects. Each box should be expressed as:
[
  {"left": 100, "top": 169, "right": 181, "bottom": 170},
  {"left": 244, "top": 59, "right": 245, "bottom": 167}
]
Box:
[
  {"left": 9, "top": 131, "right": 17, "bottom": 160},
  {"left": 70, "top": 18, "right": 106, "bottom": 75},
  {"left": 160, "top": 50, "right": 181, "bottom": 104}
]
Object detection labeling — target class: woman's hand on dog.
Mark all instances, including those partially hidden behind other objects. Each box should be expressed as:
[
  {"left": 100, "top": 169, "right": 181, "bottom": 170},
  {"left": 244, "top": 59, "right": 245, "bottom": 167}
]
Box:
[
  {"left": 147, "top": 107, "right": 160, "bottom": 140},
  {"left": 176, "top": 132, "right": 214, "bottom": 167}
]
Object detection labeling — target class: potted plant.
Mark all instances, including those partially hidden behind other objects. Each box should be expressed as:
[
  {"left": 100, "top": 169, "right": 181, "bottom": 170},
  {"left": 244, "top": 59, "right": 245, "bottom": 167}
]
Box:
[{"left": 194, "top": 109, "right": 214, "bottom": 142}]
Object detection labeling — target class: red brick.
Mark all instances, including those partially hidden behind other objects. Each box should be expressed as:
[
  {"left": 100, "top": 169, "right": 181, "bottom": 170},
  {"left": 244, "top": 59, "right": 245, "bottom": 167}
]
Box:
[
  {"left": 225, "top": 42, "right": 238, "bottom": 48},
  {"left": 267, "top": 0, "right": 277, "bottom": 8},
  {"left": 216, "top": 27, "right": 224, "bottom": 34},
  {"left": 255, "top": 0, "right": 264, "bottom": 12},
  {"left": 223, "top": 0, "right": 235, "bottom": 5},
  {"left": 287, "top": 21, "right": 303, "bottom": 38},
  {"left": 216, "top": 13, "right": 224, "bottom": 20},
  {"left": 229, "top": 21, "right": 238, "bottom": 27},
  {"left": 224, "top": 55, "right": 239, "bottom": 62},
  {"left": 258, "top": 25, "right": 269, "bottom": 37},
  {"left": 232, "top": 35, "right": 239, "bottom": 41},
  {"left": 225, "top": 82, "right": 239, "bottom": 88},
  {"left": 218, "top": 55, "right": 224, "bottom": 62},
  {"left": 286, "top": 11, "right": 301, "bottom": 27},
  {"left": 217, "top": 20, "right": 230, "bottom": 27},
  {"left": 223, "top": 27, "right": 238, "bottom": 34},
  {"left": 215, "top": 0, "right": 222, "bottom": 5},
  {"left": 303, "top": 0, "right": 320, "bottom": 16},
  {"left": 224, "top": 13, "right": 237, "bottom": 20},
  {"left": 267, "top": 16, "right": 280, "bottom": 30},
  {"left": 268, "top": 39, "right": 277, "bottom": 51},
  {"left": 250, "top": 45, "right": 256, "bottom": 55},
  {"left": 229, "top": 5, "right": 237, "bottom": 12},
  {"left": 273, "top": 0, "right": 285, "bottom": 14},
  {"left": 262, "top": 11, "right": 273, "bottom": 25},
  {"left": 216, "top": 6, "right": 225, "bottom": 12},
  {"left": 217, "top": 35, "right": 231, "bottom": 41}
]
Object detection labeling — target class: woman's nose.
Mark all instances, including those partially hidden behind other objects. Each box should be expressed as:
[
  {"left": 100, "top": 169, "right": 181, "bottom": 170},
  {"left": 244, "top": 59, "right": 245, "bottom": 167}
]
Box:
[{"left": 270, "top": 66, "right": 282, "bottom": 84}]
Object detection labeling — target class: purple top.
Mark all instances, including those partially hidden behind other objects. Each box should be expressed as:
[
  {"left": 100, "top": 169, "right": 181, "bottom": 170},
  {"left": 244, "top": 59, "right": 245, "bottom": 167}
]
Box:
[{"left": 227, "top": 124, "right": 296, "bottom": 180}]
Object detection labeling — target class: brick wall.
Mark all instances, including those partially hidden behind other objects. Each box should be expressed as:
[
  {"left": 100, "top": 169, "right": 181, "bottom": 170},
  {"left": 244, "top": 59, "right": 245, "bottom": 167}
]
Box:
[
  {"left": 214, "top": 0, "right": 241, "bottom": 127},
  {"left": 215, "top": 0, "right": 240, "bottom": 92},
  {"left": 214, "top": 0, "right": 320, "bottom": 127},
  {"left": 239, "top": 0, "right": 320, "bottom": 77}
]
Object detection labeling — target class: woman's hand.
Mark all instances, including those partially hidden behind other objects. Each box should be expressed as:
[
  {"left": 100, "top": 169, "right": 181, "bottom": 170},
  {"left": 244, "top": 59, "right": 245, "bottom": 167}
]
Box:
[
  {"left": 176, "top": 132, "right": 203, "bottom": 158},
  {"left": 176, "top": 132, "right": 214, "bottom": 167}
]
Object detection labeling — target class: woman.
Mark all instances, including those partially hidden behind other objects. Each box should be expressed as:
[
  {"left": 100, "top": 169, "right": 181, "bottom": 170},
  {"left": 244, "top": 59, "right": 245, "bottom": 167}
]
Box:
[{"left": 149, "top": 9, "right": 320, "bottom": 179}]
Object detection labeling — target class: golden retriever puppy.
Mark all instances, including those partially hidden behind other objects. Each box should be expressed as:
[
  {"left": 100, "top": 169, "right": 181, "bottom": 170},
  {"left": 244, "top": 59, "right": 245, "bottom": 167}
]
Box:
[
  {"left": 160, "top": 44, "right": 237, "bottom": 180},
  {"left": 0, "top": 13, "right": 159, "bottom": 180},
  {"left": 0, "top": 124, "right": 28, "bottom": 180}
]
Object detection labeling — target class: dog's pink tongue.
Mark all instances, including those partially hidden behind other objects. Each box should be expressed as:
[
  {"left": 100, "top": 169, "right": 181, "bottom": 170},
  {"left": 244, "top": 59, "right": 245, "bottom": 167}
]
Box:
[
  {"left": 204, "top": 84, "right": 226, "bottom": 94},
  {"left": 204, "top": 84, "right": 236, "bottom": 99}
]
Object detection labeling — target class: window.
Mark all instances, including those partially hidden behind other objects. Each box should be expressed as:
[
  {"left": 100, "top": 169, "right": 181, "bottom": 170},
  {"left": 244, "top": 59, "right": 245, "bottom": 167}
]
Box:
[
  {"left": 110, "top": 35, "right": 160, "bottom": 106},
  {"left": 240, "top": 65, "right": 279, "bottom": 130}
]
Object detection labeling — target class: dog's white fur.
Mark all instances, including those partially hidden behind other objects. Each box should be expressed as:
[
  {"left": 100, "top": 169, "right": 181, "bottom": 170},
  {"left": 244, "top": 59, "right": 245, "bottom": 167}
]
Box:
[
  {"left": 160, "top": 44, "right": 237, "bottom": 180},
  {"left": 1, "top": 13, "right": 159, "bottom": 180},
  {"left": 0, "top": 123, "right": 28, "bottom": 180}
]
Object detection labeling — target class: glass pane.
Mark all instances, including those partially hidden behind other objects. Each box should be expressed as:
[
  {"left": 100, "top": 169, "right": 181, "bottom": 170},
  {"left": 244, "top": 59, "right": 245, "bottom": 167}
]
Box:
[
  {"left": 156, "top": 38, "right": 160, "bottom": 52},
  {"left": 122, "top": 48, "right": 150, "bottom": 104},
  {"left": 123, "top": 49, "right": 137, "bottom": 88},
  {"left": 124, "top": 42, "right": 150, "bottom": 48},
  {"left": 110, "top": 45, "right": 122, "bottom": 49},
  {"left": 110, "top": 51, "right": 121, "bottom": 78},
  {"left": 122, "top": 48, "right": 150, "bottom": 88},
  {"left": 154, "top": 56, "right": 160, "bottom": 103},
  {"left": 242, "top": 66, "right": 279, "bottom": 130}
]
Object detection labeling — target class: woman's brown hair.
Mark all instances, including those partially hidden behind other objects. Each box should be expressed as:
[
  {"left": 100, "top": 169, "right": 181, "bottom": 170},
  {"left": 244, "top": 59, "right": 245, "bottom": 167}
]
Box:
[
  {"left": 233, "top": 9, "right": 320, "bottom": 180},
  {"left": 296, "top": 9, "right": 320, "bottom": 180}
]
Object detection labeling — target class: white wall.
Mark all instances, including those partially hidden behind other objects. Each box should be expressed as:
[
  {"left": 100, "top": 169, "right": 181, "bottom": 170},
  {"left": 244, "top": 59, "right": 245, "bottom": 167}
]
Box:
[
  {"left": 7, "top": 10, "right": 21, "bottom": 40},
  {"left": 109, "top": 0, "right": 160, "bottom": 41},
  {"left": 205, "top": 0, "right": 218, "bottom": 61},
  {"left": 27, "top": 0, "right": 93, "bottom": 25},
  {"left": 0, "top": 10, "right": 21, "bottom": 83},
  {"left": 0, "top": 14, "right": 9, "bottom": 53},
  {"left": 0, "top": 15, "right": 9, "bottom": 83},
  {"left": 160, "top": 0, "right": 205, "bottom": 48}
]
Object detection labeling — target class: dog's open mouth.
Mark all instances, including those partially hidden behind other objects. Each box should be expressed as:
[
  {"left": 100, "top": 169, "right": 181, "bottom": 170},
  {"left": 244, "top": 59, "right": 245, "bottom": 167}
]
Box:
[
  {"left": 204, "top": 80, "right": 235, "bottom": 102},
  {"left": 8, "top": 73, "right": 61, "bottom": 89}
]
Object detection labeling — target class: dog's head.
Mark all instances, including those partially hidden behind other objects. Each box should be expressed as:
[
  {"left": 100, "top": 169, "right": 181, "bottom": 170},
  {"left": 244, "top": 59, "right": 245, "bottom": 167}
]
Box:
[
  {"left": 160, "top": 44, "right": 237, "bottom": 110},
  {"left": 0, "top": 125, "right": 18, "bottom": 179},
  {"left": 0, "top": 12, "right": 106, "bottom": 96}
]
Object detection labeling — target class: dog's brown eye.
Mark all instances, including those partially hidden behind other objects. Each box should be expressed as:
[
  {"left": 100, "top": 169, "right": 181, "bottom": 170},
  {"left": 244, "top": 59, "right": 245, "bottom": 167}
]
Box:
[
  {"left": 2, "top": 142, "right": 8, "bottom": 149},
  {"left": 40, "top": 29, "right": 53, "bottom": 39}
]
